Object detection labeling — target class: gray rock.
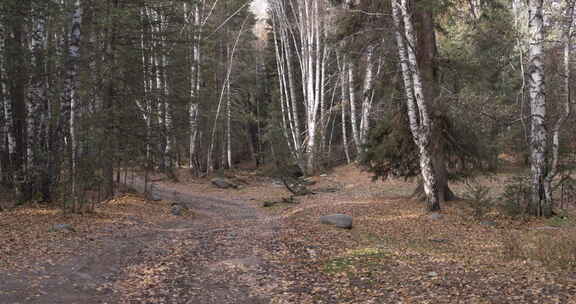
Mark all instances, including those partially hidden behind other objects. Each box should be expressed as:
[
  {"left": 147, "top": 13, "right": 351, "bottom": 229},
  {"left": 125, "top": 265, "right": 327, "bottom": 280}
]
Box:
[
  {"left": 429, "top": 239, "right": 449, "bottom": 243},
  {"left": 427, "top": 271, "right": 438, "bottom": 277},
  {"left": 480, "top": 220, "right": 497, "bottom": 227},
  {"left": 428, "top": 213, "right": 443, "bottom": 220},
  {"left": 148, "top": 184, "right": 162, "bottom": 201},
  {"left": 315, "top": 187, "right": 340, "bottom": 193},
  {"left": 300, "top": 178, "right": 317, "bottom": 186},
  {"left": 211, "top": 178, "right": 238, "bottom": 189},
  {"left": 51, "top": 223, "right": 75, "bottom": 232},
  {"left": 320, "top": 214, "right": 353, "bottom": 229},
  {"left": 171, "top": 205, "right": 183, "bottom": 216},
  {"left": 171, "top": 203, "right": 187, "bottom": 216},
  {"left": 149, "top": 193, "right": 162, "bottom": 201}
]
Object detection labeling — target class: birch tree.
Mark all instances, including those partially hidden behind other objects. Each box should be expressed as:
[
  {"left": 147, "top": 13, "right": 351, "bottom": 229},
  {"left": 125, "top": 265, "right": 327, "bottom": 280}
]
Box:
[
  {"left": 544, "top": 0, "right": 575, "bottom": 211},
  {"left": 28, "top": 1, "right": 48, "bottom": 171},
  {"left": 392, "top": 0, "right": 440, "bottom": 211},
  {"left": 359, "top": 46, "right": 375, "bottom": 148},
  {"left": 526, "top": 0, "right": 548, "bottom": 216},
  {"left": 62, "top": 0, "right": 82, "bottom": 205},
  {"left": 270, "top": 0, "right": 330, "bottom": 174},
  {"left": 186, "top": 0, "right": 203, "bottom": 171}
]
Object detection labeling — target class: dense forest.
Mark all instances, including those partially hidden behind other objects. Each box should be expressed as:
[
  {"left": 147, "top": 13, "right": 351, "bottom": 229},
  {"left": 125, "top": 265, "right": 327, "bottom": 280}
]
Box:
[{"left": 0, "top": 0, "right": 575, "bottom": 217}]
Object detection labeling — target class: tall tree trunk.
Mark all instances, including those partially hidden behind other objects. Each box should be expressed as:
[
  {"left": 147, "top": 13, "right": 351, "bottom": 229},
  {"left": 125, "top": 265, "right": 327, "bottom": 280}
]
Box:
[
  {"left": 270, "top": 1, "right": 305, "bottom": 168},
  {"left": 392, "top": 0, "right": 440, "bottom": 211},
  {"left": 348, "top": 59, "right": 361, "bottom": 154},
  {"left": 102, "top": 0, "right": 118, "bottom": 199},
  {"left": 64, "top": 0, "right": 82, "bottom": 206},
  {"left": 187, "top": 1, "right": 202, "bottom": 171},
  {"left": 410, "top": 2, "right": 456, "bottom": 204},
  {"left": 226, "top": 57, "right": 232, "bottom": 169},
  {"left": 526, "top": 0, "right": 549, "bottom": 216},
  {"left": 27, "top": 4, "right": 48, "bottom": 172},
  {"left": 359, "top": 45, "right": 375, "bottom": 150},
  {"left": 543, "top": 0, "right": 574, "bottom": 215},
  {"left": 338, "top": 55, "right": 351, "bottom": 164},
  {"left": 5, "top": 0, "right": 29, "bottom": 199}
]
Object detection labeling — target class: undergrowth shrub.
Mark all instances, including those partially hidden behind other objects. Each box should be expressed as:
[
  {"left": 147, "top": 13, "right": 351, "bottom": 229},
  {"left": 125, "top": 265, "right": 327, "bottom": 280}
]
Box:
[
  {"left": 499, "top": 174, "right": 531, "bottom": 218},
  {"left": 501, "top": 231, "right": 525, "bottom": 261},
  {"left": 502, "top": 231, "right": 576, "bottom": 270},
  {"left": 531, "top": 233, "right": 576, "bottom": 269},
  {"left": 463, "top": 181, "right": 494, "bottom": 219},
  {"left": 559, "top": 175, "right": 576, "bottom": 208}
]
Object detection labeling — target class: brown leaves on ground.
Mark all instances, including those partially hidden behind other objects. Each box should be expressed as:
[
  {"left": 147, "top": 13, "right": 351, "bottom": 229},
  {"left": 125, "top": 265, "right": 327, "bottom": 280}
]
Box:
[
  {"left": 0, "top": 194, "right": 191, "bottom": 273},
  {"left": 257, "top": 165, "right": 576, "bottom": 303},
  {"left": 2, "top": 165, "right": 576, "bottom": 303}
]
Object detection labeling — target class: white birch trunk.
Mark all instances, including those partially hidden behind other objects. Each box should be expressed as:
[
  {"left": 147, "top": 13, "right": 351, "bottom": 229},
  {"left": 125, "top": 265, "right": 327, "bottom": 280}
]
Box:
[
  {"left": 347, "top": 58, "right": 361, "bottom": 154},
  {"left": 207, "top": 16, "right": 248, "bottom": 172},
  {"left": 527, "top": 0, "right": 548, "bottom": 216},
  {"left": 160, "top": 12, "right": 173, "bottom": 170},
  {"left": 226, "top": 44, "right": 232, "bottom": 169},
  {"left": 270, "top": 1, "right": 305, "bottom": 167},
  {"left": 138, "top": 6, "right": 152, "bottom": 163},
  {"left": 287, "top": 0, "right": 328, "bottom": 173},
  {"left": 543, "top": 0, "right": 574, "bottom": 213},
  {"left": 340, "top": 61, "right": 351, "bottom": 164},
  {"left": 63, "top": 0, "right": 82, "bottom": 204},
  {"left": 393, "top": 0, "right": 439, "bottom": 211},
  {"left": 27, "top": 7, "right": 48, "bottom": 170},
  {"left": 187, "top": 1, "right": 203, "bottom": 169},
  {"left": 0, "top": 31, "right": 15, "bottom": 160},
  {"left": 359, "top": 45, "right": 375, "bottom": 149}
]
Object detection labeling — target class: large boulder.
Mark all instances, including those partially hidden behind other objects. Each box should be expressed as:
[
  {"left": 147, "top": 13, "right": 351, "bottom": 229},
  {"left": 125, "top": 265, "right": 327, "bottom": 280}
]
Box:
[
  {"left": 320, "top": 214, "right": 353, "bottom": 229},
  {"left": 211, "top": 178, "right": 238, "bottom": 189}
]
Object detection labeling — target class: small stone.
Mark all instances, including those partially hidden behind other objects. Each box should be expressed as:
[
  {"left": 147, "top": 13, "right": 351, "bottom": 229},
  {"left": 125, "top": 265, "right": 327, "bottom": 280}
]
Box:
[
  {"left": 51, "top": 224, "right": 75, "bottom": 232},
  {"left": 480, "top": 220, "right": 497, "bottom": 227},
  {"left": 427, "top": 271, "right": 438, "bottom": 277},
  {"left": 429, "top": 239, "right": 448, "bottom": 243},
  {"left": 428, "top": 213, "right": 443, "bottom": 220},
  {"left": 170, "top": 202, "right": 187, "bottom": 216},
  {"left": 320, "top": 214, "right": 353, "bottom": 229},
  {"left": 171, "top": 205, "right": 183, "bottom": 216},
  {"left": 211, "top": 178, "right": 238, "bottom": 189}
]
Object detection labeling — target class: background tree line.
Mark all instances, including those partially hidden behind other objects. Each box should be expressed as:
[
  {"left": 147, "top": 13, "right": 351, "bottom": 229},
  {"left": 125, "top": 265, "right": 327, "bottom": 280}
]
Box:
[{"left": 1, "top": 0, "right": 575, "bottom": 217}]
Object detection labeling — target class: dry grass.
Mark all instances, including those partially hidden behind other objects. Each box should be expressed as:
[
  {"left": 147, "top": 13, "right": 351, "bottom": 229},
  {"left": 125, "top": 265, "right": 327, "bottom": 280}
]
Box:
[{"left": 259, "top": 164, "right": 576, "bottom": 303}]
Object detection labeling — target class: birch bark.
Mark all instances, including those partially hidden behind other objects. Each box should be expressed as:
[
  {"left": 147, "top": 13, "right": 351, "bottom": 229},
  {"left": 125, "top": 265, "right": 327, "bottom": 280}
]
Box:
[
  {"left": 28, "top": 5, "right": 48, "bottom": 170},
  {"left": 348, "top": 59, "right": 361, "bottom": 153},
  {"left": 63, "top": 0, "right": 82, "bottom": 204},
  {"left": 359, "top": 45, "right": 375, "bottom": 149},
  {"left": 271, "top": 0, "right": 328, "bottom": 174},
  {"left": 187, "top": 0, "right": 203, "bottom": 170},
  {"left": 392, "top": 0, "right": 440, "bottom": 211},
  {"left": 526, "top": 0, "right": 548, "bottom": 216},
  {"left": 543, "top": 0, "right": 574, "bottom": 215}
]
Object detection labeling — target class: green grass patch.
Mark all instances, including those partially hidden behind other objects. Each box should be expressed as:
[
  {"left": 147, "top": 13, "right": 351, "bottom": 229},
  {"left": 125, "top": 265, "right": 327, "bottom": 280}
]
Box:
[
  {"left": 323, "top": 247, "right": 390, "bottom": 274},
  {"left": 546, "top": 212, "right": 575, "bottom": 228}
]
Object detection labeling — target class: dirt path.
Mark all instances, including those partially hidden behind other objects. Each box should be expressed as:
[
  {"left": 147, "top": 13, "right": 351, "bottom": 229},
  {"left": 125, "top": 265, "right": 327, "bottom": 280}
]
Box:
[{"left": 0, "top": 179, "right": 284, "bottom": 304}]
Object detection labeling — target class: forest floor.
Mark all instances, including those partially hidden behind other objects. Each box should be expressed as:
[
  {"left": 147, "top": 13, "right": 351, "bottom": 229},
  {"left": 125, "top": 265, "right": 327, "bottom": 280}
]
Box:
[{"left": 1, "top": 164, "right": 576, "bottom": 303}]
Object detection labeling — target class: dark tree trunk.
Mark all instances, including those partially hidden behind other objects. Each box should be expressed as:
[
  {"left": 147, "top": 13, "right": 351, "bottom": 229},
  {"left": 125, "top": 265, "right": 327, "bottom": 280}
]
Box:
[
  {"left": 6, "top": 2, "right": 30, "bottom": 200},
  {"left": 411, "top": 2, "right": 456, "bottom": 206},
  {"left": 102, "top": 0, "right": 119, "bottom": 199}
]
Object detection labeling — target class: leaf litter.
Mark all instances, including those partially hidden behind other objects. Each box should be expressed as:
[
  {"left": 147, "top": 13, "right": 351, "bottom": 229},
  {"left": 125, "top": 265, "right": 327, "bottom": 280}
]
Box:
[{"left": 1, "top": 165, "right": 575, "bottom": 303}]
